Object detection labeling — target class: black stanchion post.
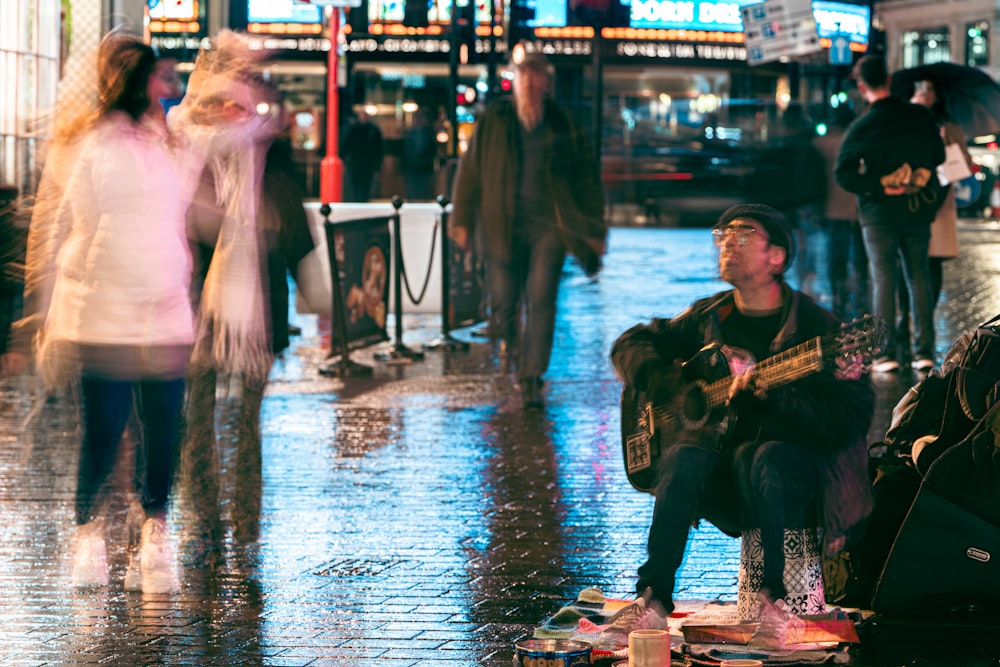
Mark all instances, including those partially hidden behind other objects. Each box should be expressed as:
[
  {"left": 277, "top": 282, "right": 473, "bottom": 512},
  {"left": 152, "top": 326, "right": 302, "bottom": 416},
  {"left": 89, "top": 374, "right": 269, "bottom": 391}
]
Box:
[
  {"left": 375, "top": 196, "right": 425, "bottom": 363},
  {"left": 424, "top": 195, "right": 469, "bottom": 352},
  {"left": 318, "top": 203, "right": 373, "bottom": 378}
]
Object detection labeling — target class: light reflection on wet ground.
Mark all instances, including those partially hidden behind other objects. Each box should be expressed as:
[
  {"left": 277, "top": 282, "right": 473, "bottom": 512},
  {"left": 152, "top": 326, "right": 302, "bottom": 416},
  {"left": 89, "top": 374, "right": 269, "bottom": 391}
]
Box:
[{"left": 0, "top": 226, "right": 997, "bottom": 665}]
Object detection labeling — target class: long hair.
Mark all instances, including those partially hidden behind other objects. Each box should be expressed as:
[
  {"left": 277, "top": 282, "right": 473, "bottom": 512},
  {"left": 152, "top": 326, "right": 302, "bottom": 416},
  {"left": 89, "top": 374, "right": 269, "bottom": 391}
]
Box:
[{"left": 96, "top": 33, "right": 157, "bottom": 122}]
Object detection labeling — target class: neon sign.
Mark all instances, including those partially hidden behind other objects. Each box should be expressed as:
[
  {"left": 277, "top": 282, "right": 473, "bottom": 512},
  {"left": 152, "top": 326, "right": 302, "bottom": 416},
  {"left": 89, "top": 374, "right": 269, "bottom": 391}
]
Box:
[{"left": 627, "top": 0, "right": 754, "bottom": 31}]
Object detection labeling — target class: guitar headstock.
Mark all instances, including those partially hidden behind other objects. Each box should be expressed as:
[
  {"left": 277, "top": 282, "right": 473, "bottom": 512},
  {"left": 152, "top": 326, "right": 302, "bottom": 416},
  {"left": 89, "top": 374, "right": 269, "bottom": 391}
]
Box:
[{"left": 824, "top": 314, "right": 887, "bottom": 366}]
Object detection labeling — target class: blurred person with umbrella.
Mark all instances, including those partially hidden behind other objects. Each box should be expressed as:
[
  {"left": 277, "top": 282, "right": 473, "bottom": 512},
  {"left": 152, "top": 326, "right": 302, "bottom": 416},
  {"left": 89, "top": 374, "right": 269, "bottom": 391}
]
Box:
[
  {"left": 895, "top": 78, "right": 974, "bottom": 350},
  {"left": 890, "top": 62, "right": 1000, "bottom": 140}
]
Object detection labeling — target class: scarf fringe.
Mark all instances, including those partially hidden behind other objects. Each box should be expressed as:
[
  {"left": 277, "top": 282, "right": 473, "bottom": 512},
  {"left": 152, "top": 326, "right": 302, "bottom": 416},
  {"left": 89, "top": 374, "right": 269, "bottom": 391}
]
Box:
[{"left": 194, "top": 315, "right": 272, "bottom": 378}]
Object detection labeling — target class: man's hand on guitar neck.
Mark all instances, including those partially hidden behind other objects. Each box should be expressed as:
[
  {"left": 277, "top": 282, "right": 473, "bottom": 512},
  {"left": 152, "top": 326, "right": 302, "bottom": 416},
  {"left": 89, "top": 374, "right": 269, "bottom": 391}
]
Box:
[
  {"left": 727, "top": 368, "right": 768, "bottom": 405},
  {"left": 834, "top": 353, "right": 864, "bottom": 381}
]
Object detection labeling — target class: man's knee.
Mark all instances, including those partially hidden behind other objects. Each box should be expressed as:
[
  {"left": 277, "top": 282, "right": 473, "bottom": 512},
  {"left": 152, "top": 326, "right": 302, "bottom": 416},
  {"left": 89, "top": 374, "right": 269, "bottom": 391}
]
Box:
[{"left": 654, "top": 444, "right": 720, "bottom": 496}]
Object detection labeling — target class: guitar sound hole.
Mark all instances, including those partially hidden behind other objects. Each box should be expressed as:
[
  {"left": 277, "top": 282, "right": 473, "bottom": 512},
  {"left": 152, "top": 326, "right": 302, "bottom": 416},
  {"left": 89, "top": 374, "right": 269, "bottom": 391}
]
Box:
[{"left": 683, "top": 386, "right": 707, "bottom": 423}]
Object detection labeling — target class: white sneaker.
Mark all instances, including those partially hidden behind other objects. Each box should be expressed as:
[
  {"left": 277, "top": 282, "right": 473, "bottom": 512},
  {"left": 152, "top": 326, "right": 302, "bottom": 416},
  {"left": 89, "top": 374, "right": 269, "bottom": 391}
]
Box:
[
  {"left": 123, "top": 550, "right": 142, "bottom": 592},
  {"left": 606, "top": 587, "right": 669, "bottom": 636},
  {"left": 139, "top": 517, "right": 179, "bottom": 594},
  {"left": 871, "top": 357, "right": 900, "bottom": 373},
  {"left": 911, "top": 357, "right": 935, "bottom": 371},
  {"left": 71, "top": 523, "right": 108, "bottom": 588}
]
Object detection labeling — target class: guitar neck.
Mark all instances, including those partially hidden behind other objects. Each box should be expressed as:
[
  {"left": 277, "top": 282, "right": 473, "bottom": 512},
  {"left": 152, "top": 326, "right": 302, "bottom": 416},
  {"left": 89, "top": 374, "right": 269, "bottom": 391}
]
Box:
[{"left": 703, "top": 337, "right": 824, "bottom": 410}]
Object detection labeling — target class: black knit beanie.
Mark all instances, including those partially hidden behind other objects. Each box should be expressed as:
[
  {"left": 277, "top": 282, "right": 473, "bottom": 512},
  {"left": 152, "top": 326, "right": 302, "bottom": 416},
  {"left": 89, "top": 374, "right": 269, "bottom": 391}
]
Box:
[{"left": 714, "top": 203, "right": 796, "bottom": 271}]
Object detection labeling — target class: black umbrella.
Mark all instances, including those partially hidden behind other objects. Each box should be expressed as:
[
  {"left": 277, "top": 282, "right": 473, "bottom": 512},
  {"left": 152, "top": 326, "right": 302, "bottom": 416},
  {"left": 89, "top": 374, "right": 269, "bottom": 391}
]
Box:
[{"left": 890, "top": 62, "right": 1000, "bottom": 139}]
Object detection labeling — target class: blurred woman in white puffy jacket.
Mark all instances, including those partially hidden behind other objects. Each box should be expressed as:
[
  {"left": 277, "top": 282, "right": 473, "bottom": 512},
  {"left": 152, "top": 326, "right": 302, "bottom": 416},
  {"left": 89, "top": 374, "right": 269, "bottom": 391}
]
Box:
[{"left": 14, "top": 33, "right": 194, "bottom": 594}]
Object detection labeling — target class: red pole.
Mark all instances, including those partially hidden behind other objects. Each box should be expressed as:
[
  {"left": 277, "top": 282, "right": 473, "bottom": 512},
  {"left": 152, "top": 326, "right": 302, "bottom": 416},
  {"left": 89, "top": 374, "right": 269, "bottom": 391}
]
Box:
[{"left": 320, "top": 8, "right": 344, "bottom": 204}]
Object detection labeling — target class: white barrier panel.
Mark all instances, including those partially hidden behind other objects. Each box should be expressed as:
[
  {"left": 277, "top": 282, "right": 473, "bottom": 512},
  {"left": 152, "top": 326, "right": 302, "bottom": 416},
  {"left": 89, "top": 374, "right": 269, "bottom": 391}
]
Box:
[{"left": 295, "top": 201, "right": 446, "bottom": 316}]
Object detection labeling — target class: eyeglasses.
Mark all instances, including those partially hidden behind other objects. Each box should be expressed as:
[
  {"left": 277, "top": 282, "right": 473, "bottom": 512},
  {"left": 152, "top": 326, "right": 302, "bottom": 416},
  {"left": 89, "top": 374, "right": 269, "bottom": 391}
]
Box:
[{"left": 711, "top": 224, "right": 769, "bottom": 247}]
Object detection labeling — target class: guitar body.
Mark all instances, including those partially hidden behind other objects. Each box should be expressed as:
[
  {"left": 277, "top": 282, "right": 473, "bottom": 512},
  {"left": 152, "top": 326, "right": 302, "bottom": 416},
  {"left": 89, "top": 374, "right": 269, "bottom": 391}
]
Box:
[
  {"left": 620, "top": 344, "right": 738, "bottom": 494},
  {"left": 620, "top": 385, "right": 663, "bottom": 494}
]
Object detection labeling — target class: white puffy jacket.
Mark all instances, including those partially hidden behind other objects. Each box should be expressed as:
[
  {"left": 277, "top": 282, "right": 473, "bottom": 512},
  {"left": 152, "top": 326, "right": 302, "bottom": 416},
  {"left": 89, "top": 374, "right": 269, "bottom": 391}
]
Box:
[{"left": 44, "top": 113, "right": 194, "bottom": 349}]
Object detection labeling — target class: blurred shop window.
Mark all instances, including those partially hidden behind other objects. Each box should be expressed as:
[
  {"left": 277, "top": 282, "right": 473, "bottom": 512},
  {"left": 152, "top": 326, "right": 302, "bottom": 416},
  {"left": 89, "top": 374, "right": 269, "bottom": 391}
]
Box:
[
  {"left": 293, "top": 110, "right": 320, "bottom": 151},
  {"left": 902, "top": 27, "right": 951, "bottom": 68},
  {"left": 966, "top": 21, "right": 989, "bottom": 67}
]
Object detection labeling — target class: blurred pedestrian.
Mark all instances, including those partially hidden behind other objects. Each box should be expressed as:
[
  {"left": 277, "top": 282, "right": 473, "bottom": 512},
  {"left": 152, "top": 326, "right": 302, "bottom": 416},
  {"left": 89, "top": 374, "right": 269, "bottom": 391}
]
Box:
[
  {"left": 449, "top": 52, "right": 607, "bottom": 408},
  {"left": 814, "top": 104, "right": 867, "bottom": 319},
  {"left": 341, "top": 110, "right": 383, "bottom": 202},
  {"left": 12, "top": 33, "right": 195, "bottom": 593},
  {"left": 402, "top": 108, "right": 438, "bottom": 201},
  {"left": 609, "top": 203, "right": 874, "bottom": 630},
  {"left": 170, "top": 35, "right": 316, "bottom": 548},
  {"left": 896, "top": 79, "right": 972, "bottom": 347},
  {"left": 776, "top": 103, "right": 827, "bottom": 300},
  {"left": 0, "top": 187, "right": 26, "bottom": 377},
  {"left": 835, "top": 55, "right": 946, "bottom": 373}
]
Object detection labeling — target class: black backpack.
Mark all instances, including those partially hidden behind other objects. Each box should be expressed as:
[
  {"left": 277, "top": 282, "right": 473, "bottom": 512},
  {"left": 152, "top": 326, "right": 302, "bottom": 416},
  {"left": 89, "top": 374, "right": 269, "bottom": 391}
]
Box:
[
  {"left": 885, "top": 313, "right": 1000, "bottom": 473},
  {"left": 823, "top": 314, "right": 1000, "bottom": 608}
]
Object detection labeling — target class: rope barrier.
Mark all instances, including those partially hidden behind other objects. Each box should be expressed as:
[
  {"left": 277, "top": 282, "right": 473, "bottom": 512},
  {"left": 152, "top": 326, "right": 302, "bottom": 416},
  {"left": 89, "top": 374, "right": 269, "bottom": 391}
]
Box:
[{"left": 397, "top": 213, "right": 439, "bottom": 306}]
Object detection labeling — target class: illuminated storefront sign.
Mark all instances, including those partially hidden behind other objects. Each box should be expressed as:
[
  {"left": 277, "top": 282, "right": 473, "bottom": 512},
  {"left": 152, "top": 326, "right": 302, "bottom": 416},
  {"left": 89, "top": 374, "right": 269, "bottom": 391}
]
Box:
[
  {"left": 348, "top": 37, "right": 452, "bottom": 52},
  {"left": 150, "top": 35, "right": 214, "bottom": 50},
  {"left": 621, "top": 0, "right": 867, "bottom": 43},
  {"left": 812, "top": 1, "right": 869, "bottom": 43},
  {"left": 248, "top": 0, "right": 322, "bottom": 23},
  {"left": 615, "top": 40, "right": 746, "bottom": 59},
  {"left": 626, "top": 0, "right": 752, "bottom": 31},
  {"left": 150, "top": 0, "right": 198, "bottom": 20},
  {"left": 247, "top": 0, "right": 322, "bottom": 34},
  {"left": 148, "top": 0, "right": 202, "bottom": 33}
]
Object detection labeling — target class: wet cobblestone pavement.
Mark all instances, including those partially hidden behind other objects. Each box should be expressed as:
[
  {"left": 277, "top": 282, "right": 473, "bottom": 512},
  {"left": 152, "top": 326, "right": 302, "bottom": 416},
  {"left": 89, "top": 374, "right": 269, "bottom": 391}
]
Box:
[{"left": 1, "top": 224, "right": 1000, "bottom": 666}]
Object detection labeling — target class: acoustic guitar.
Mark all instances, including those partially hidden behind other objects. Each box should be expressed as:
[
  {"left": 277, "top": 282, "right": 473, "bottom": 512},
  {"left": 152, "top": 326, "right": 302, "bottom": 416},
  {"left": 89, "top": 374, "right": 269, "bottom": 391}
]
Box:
[{"left": 620, "top": 315, "right": 884, "bottom": 493}]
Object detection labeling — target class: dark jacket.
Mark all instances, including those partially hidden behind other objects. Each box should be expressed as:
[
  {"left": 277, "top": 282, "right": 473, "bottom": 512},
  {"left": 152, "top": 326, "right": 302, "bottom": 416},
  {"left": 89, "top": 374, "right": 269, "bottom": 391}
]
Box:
[
  {"left": 835, "top": 95, "right": 946, "bottom": 227},
  {"left": 611, "top": 286, "right": 876, "bottom": 554},
  {"left": 450, "top": 99, "right": 607, "bottom": 273}
]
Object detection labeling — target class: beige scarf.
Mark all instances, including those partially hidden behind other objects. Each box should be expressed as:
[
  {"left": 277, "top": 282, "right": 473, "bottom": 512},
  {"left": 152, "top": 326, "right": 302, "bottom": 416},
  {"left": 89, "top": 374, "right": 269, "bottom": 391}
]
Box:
[{"left": 170, "top": 33, "right": 279, "bottom": 378}]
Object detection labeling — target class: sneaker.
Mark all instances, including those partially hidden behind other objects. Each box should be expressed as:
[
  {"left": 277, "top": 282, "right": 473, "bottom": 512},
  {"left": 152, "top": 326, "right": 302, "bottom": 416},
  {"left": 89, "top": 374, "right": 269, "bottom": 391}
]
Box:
[
  {"left": 139, "top": 517, "right": 179, "bottom": 594},
  {"left": 605, "top": 587, "right": 669, "bottom": 636},
  {"left": 911, "top": 357, "right": 935, "bottom": 371},
  {"left": 123, "top": 550, "right": 142, "bottom": 592},
  {"left": 870, "top": 357, "right": 900, "bottom": 373},
  {"left": 71, "top": 523, "right": 108, "bottom": 588}
]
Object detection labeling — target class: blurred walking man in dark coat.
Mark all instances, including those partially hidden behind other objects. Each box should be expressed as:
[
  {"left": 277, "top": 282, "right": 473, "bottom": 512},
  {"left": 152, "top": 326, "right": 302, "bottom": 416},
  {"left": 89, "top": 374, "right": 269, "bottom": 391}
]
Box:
[{"left": 449, "top": 52, "right": 607, "bottom": 408}]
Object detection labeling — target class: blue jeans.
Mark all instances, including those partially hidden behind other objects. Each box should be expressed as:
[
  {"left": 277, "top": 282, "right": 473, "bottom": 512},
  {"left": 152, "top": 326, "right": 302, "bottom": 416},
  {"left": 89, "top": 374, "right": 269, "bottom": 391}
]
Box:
[
  {"left": 77, "top": 376, "right": 186, "bottom": 525},
  {"left": 638, "top": 440, "right": 820, "bottom": 607},
  {"left": 487, "top": 229, "right": 565, "bottom": 381},
  {"left": 861, "top": 223, "right": 934, "bottom": 360}
]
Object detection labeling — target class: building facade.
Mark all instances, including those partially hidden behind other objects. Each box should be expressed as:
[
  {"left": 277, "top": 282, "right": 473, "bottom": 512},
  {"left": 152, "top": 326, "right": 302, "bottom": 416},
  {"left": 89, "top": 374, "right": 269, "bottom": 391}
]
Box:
[
  {"left": 875, "top": 0, "right": 998, "bottom": 77},
  {"left": 3, "top": 0, "right": 880, "bottom": 218}
]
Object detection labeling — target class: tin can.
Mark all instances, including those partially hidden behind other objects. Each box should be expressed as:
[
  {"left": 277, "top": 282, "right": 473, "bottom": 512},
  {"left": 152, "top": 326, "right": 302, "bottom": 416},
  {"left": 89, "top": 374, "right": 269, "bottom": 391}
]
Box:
[{"left": 513, "top": 639, "right": 592, "bottom": 666}]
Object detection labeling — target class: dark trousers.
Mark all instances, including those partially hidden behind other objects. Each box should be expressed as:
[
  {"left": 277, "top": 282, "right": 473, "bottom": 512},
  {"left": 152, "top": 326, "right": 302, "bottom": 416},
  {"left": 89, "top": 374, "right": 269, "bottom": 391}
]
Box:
[
  {"left": 861, "top": 223, "right": 934, "bottom": 360},
  {"left": 487, "top": 229, "right": 565, "bottom": 381},
  {"left": 828, "top": 219, "right": 868, "bottom": 319},
  {"left": 76, "top": 376, "right": 185, "bottom": 525},
  {"left": 179, "top": 359, "right": 270, "bottom": 543},
  {"left": 638, "top": 440, "right": 820, "bottom": 607}
]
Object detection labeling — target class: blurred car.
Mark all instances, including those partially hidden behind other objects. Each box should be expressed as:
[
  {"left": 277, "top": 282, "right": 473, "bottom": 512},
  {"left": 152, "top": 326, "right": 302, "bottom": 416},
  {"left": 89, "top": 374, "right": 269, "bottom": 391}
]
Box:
[
  {"left": 601, "top": 98, "right": 822, "bottom": 226},
  {"left": 964, "top": 137, "right": 1000, "bottom": 218}
]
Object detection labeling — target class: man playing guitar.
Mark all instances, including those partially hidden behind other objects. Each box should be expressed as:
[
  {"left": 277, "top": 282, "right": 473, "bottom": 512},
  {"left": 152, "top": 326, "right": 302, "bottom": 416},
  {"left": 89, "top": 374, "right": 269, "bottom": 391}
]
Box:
[{"left": 609, "top": 204, "right": 876, "bottom": 630}]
